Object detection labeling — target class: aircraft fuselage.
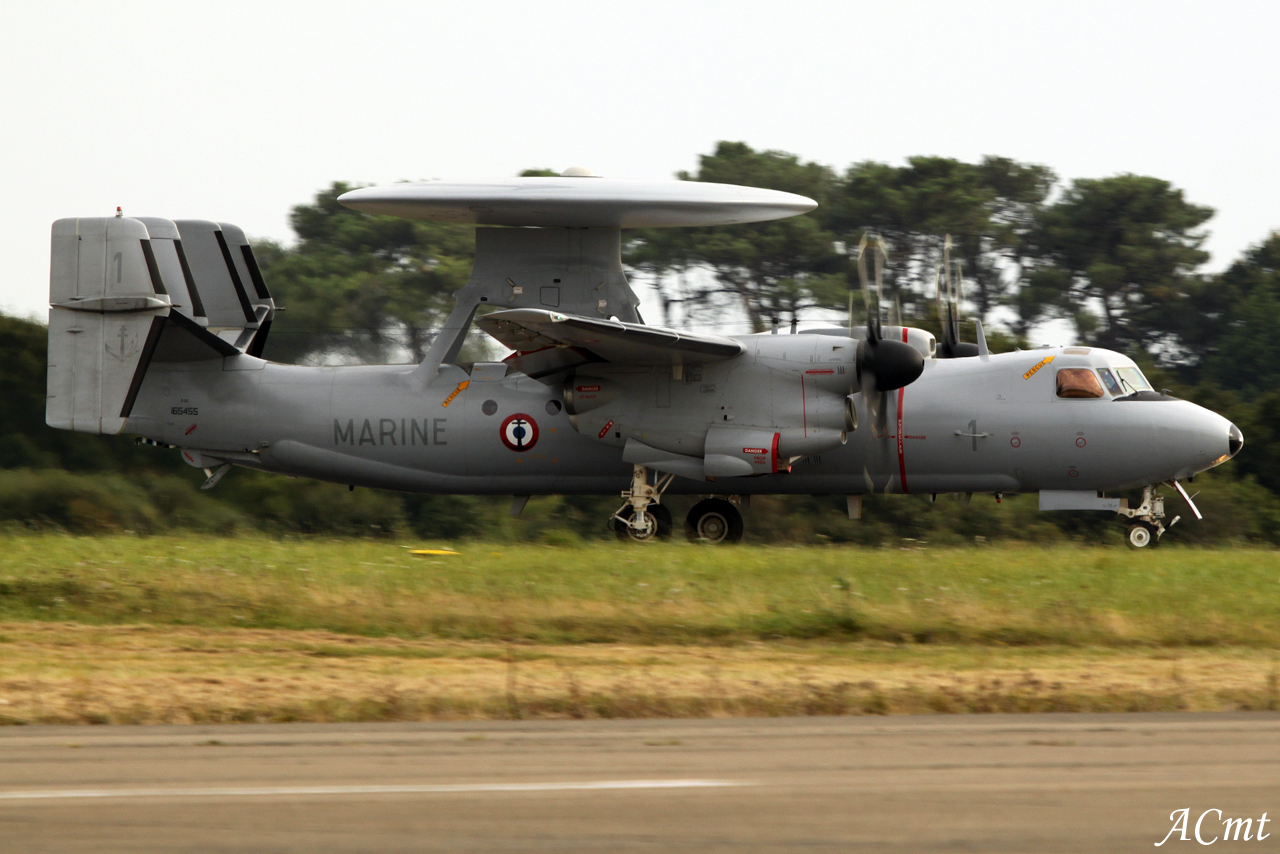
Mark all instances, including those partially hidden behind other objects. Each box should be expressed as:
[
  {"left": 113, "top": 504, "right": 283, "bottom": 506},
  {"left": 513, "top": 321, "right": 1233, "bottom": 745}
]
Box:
[{"left": 128, "top": 335, "right": 1236, "bottom": 499}]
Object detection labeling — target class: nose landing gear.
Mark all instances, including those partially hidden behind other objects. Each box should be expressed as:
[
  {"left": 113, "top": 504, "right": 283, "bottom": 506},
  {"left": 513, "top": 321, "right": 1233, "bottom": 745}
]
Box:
[
  {"left": 1125, "top": 520, "right": 1160, "bottom": 549},
  {"left": 1118, "top": 483, "right": 1184, "bottom": 548}
]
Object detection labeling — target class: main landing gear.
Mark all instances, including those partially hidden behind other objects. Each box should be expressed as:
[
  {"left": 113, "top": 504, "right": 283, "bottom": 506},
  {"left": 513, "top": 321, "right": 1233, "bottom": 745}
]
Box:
[
  {"left": 611, "top": 465, "right": 745, "bottom": 544},
  {"left": 684, "top": 498, "right": 744, "bottom": 544},
  {"left": 612, "top": 465, "right": 675, "bottom": 542}
]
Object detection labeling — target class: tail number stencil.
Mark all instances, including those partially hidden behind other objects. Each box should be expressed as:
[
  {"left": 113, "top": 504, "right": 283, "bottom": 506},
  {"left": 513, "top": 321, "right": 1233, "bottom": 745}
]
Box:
[{"left": 500, "top": 413, "right": 539, "bottom": 452}]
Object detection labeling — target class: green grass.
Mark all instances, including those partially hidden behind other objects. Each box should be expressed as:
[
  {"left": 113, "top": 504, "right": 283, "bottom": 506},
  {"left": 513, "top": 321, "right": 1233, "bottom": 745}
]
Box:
[{"left": 1, "top": 534, "right": 1278, "bottom": 647}]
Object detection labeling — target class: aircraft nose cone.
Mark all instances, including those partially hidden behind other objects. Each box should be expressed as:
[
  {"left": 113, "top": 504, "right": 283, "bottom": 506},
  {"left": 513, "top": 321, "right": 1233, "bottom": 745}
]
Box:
[{"left": 1229, "top": 423, "right": 1244, "bottom": 458}]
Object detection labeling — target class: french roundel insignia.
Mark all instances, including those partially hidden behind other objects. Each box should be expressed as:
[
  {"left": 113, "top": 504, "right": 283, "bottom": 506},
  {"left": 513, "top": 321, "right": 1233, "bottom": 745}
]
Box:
[{"left": 500, "top": 413, "right": 539, "bottom": 452}]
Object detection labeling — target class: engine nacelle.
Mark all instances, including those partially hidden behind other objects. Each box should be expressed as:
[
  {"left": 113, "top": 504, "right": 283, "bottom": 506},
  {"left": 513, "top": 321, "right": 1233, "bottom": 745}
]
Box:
[
  {"left": 777, "top": 427, "right": 846, "bottom": 458},
  {"left": 563, "top": 379, "right": 619, "bottom": 416},
  {"left": 704, "top": 427, "right": 783, "bottom": 476},
  {"left": 561, "top": 331, "right": 904, "bottom": 477}
]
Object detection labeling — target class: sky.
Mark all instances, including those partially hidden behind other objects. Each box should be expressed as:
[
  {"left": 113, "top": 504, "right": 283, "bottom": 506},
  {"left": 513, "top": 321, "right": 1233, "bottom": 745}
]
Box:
[{"left": 3, "top": 0, "right": 1277, "bottom": 340}]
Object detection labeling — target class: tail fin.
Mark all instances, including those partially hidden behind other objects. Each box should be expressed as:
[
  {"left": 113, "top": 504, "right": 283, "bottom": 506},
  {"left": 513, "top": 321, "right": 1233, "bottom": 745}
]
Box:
[
  {"left": 171, "top": 220, "right": 274, "bottom": 352},
  {"left": 45, "top": 217, "right": 249, "bottom": 435},
  {"left": 47, "top": 217, "right": 172, "bottom": 434}
]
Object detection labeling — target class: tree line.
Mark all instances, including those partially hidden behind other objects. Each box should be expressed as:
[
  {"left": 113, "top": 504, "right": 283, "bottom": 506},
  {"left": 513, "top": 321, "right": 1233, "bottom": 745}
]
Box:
[{"left": 3, "top": 141, "right": 1279, "bottom": 543}]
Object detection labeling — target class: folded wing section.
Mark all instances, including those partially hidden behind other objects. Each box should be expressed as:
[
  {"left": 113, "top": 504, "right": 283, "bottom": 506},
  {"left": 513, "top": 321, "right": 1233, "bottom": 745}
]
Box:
[{"left": 476, "top": 309, "right": 745, "bottom": 366}]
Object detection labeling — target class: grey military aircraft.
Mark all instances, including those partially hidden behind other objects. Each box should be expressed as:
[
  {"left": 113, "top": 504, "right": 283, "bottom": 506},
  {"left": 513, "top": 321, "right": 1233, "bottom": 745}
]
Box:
[{"left": 45, "top": 170, "right": 1243, "bottom": 548}]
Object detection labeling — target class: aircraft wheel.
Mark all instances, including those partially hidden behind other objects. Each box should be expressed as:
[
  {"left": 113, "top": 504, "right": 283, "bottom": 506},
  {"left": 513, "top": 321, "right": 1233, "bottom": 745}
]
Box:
[
  {"left": 1126, "top": 522, "right": 1159, "bottom": 549},
  {"left": 612, "top": 503, "right": 672, "bottom": 542},
  {"left": 685, "top": 498, "right": 744, "bottom": 544}
]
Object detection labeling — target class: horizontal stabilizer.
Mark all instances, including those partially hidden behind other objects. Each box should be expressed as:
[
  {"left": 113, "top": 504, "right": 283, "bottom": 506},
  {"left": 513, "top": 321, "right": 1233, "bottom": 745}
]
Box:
[
  {"left": 152, "top": 311, "right": 242, "bottom": 362},
  {"left": 477, "top": 309, "right": 744, "bottom": 366}
]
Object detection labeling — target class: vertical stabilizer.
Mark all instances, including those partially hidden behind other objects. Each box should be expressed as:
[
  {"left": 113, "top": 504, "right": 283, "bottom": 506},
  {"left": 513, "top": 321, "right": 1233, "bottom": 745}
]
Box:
[
  {"left": 215, "top": 222, "right": 275, "bottom": 354},
  {"left": 47, "top": 217, "right": 172, "bottom": 434},
  {"left": 132, "top": 217, "right": 208, "bottom": 325},
  {"left": 172, "top": 220, "right": 260, "bottom": 345}
]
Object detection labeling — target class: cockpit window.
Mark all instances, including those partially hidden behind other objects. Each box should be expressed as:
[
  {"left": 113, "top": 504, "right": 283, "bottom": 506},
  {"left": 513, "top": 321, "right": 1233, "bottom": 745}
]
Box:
[
  {"left": 1096, "top": 368, "right": 1122, "bottom": 396},
  {"left": 1056, "top": 368, "right": 1105, "bottom": 399},
  {"left": 1113, "top": 367, "right": 1152, "bottom": 394}
]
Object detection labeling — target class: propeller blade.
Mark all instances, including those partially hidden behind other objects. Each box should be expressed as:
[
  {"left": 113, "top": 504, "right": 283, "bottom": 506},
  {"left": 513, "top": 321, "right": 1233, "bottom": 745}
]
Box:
[
  {"left": 856, "top": 233, "right": 878, "bottom": 344},
  {"left": 874, "top": 390, "right": 889, "bottom": 438},
  {"left": 858, "top": 348, "right": 885, "bottom": 438},
  {"left": 950, "top": 254, "right": 964, "bottom": 346},
  {"left": 853, "top": 233, "right": 924, "bottom": 439},
  {"left": 936, "top": 234, "right": 980, "bottom": 358},
  {"left": 874, "top": 240, "right": 886, "bottom": 335},
  {"left": 934, "top": 261, "right": 946, "bottom": 341}
]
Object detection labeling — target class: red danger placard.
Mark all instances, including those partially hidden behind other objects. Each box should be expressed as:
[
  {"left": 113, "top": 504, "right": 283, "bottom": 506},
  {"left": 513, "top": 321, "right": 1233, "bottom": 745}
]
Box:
[{"left": 743, "top": 447, "right": 767, "bottom": 455}]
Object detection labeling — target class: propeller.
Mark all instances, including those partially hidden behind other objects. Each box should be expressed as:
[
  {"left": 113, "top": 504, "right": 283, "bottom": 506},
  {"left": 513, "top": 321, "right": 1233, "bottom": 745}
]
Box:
[
  {"left": 854, "top": 234, "right": 924, "bottom": 438},
  {"left": 936, "top": 235, "right": 980, "bottom": 359}
]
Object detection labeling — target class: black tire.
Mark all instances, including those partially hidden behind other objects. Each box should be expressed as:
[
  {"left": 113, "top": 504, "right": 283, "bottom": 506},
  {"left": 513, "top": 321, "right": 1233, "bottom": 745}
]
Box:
[
  {"left": 1126, "top": 521, "right": 1159, "bottom": 549},
  {"left": 684, "top": 498, "right": 744, "bottom": 544},
  {"left": 612, "top": 503, "right": 673, "bottom": 542}
]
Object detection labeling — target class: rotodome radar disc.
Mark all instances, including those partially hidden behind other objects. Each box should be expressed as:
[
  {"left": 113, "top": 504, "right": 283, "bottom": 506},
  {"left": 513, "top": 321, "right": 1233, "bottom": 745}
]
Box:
[{"left": 337, "top": 177, "right": 817, "bottom": 228}]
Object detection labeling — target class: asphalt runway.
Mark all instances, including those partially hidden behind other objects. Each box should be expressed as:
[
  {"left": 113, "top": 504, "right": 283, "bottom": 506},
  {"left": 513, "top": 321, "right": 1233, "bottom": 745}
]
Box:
[{"left": 1, "top": 712, "right": 1278, "bottom": 853}]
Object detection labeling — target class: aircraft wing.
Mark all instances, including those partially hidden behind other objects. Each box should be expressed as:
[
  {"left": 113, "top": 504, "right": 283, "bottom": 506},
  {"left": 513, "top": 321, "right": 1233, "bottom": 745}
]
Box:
[{"left": 476, "top": 309, "right": 745, "bottom": 365}]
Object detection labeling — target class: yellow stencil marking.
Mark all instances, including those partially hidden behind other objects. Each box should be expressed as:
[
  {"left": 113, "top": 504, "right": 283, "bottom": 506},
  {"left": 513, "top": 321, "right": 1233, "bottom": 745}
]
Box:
[
  {"left": 1022, "top": 355, "right": 1055, "bottom": 380},
  {"left": 441, "top": 380, "right": 470, "bottom": 407}
]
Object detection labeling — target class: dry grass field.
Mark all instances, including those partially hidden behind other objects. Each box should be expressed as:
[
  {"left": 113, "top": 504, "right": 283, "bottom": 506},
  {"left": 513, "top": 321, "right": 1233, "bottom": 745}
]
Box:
[{"left": 1, "top": 534, "right": 1278, "bottom": 723}]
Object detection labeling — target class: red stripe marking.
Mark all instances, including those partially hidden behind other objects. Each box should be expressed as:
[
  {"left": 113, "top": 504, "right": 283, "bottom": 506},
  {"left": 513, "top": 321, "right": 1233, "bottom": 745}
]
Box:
[
  {"left": 896, "top": 387, "right": 908, "bottom": 493},
  {"left": 902, "top": 328, "right": 908, "bottom": 343},
  {"left": 597, "top": 420, "right": 614, "bottom": 440},
  {"left": 804, "top": 368, "right": 834, "bottom": 375},
  {"left": 185, "top": 424, "right": 197, "bottom": 436},
  {"left": 771, "top": 431, "right": 780, "bottom": 473}
]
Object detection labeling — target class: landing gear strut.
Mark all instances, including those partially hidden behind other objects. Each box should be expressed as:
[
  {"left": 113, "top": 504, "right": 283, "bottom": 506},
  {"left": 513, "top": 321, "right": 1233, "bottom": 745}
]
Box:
[
  {"left": 685, "top": 498, "right": 744, "bottom": 544},
  {"left": 611, "top": 465, "right": 675, "bottom": 542},
  {"left": 1118, "top": 484, "right": 1180, "bottom": 549}
]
